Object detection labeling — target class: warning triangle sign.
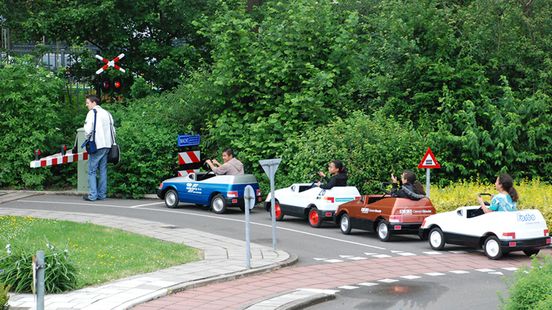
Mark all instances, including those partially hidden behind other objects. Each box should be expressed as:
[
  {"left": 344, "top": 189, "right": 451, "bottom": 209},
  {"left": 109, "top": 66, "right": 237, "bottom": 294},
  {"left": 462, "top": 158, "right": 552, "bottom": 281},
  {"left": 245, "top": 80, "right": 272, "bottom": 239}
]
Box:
[{"left": 418, "top": 147, "right": 441, "bottom": 169}]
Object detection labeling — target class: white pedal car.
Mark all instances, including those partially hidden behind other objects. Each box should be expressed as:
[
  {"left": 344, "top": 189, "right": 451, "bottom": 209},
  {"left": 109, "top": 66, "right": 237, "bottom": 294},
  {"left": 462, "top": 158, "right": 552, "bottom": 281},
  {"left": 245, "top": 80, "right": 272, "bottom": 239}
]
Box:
[
  {"left": 265, "top": 183, "right": 360, "bottom": 227},
  {"left": 420, "top": 205, "right": 551, "bottom": 259}
]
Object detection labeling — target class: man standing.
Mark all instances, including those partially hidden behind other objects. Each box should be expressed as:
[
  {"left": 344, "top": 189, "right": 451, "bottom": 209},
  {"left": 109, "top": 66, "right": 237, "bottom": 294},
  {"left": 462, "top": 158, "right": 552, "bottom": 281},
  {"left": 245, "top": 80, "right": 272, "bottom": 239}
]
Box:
[
  {"left": 83, "top": 95, "right": 114, "bottom": 201},
  {"left": 205, "top": 148, "right": 244, "bottom": 175}
]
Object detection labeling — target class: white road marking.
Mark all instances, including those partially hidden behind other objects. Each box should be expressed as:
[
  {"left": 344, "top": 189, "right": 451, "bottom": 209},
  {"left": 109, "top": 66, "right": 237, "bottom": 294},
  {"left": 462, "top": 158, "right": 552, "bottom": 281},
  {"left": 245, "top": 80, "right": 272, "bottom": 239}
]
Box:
[
  {"left": 489, "top": 271, "right": 504, "bottom": 275},
  {"left": 397, "top": 252, "right": 416, "bottom": 256},
  {"left": 502, "top": 267, "right": 518, "bottom": 271},
  {"left": 129, "top": 202, "right": 165, "bottom": 209},
  {"left": 378, "top": 278, "right": 399, "bottom": 283},
  {"left": 16, "top": 201, "right": 388, "bottom": 250},
  {"left": 425, "top": 272, "right": 446, "bottom": 276},
  {"left": 449, "top": 270, "right": 470, "bottom": 274},
  {"left": 448, "top": 250, "right": 468, "bottom": 254},
  {"left": 324, "top": 259, "right": 344, "bottom": 263},
  {"left": 364, "top": 252, "right": 377, "bottom": 256},
  {"left": 358, "top": 282, "right": 378, "bottom": 287},
  {"left": 313, "top": 258, "right": 327, "bottom": 261},
  {"left": 339, "top": 255, "right": 354, "bottom": 258},
  {"left": 400, "top": 275, "right": 421, "bottom": 280},
  {"left": 476, "top": 269, "right": 495, "bottom": 273},
  {"left": 372, "top": 254, "right": 392, "bottom": 258},
  {"left": 339, "top": 285, "right": 359, "bottom": 290},
  {"left": 391, "top": 250, "right": 403, "bottom": 253},
  {"left": 348, "top": 257, "right": 368, "bottom": 260},
  {"left": 423, "top": 251, "right": 443, "bottom": 255},
  {"left": 298, "top": 288, "right": 340, "bottom": 294}
]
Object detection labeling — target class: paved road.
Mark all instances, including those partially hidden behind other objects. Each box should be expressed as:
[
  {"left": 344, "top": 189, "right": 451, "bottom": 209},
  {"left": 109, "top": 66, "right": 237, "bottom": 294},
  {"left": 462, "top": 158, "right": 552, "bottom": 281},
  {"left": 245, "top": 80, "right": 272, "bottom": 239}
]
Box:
[{"left": 2, "top": 195, "right": 544, "bottom": 309}]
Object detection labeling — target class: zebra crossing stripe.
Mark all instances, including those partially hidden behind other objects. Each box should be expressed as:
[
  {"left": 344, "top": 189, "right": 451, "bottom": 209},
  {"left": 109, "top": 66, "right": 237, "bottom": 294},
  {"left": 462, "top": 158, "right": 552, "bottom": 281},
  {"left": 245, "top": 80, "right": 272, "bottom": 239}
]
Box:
[
  {"left": 423, "top": 251, "right": 443, "bottom": 255},
  {"left": 400, "top": 275, "right": 421, "bottom": 280},
  {"left": 378, "top": 278, "right": 399, "bottom": 283},
  {"left": 425, "top": 272, "right": 446, "bottom": 276},
  {"left": 372, "top": 254, "right": 392, "bottom": 258},
  {"left": 502, "top": 267, "right": 518, "bottom": 271},
  {"left": 339, "top": 285, "right": 360, "bottom": 290},
  {"left": 449, "top": 270, "right": 470, "bottom": 274},
  {"left": 489, "top": 271, "right": 504, "bottom": 275},
  {"left": 324, "top": 259, "right": 344, "bottom": 263},
  {"left": 358, "top": 282, "right": 379, "bottom": 287},
  {"left": 397, "top": 252, "right": 416, "bottom": 256},
  {"left": 476, "top": 268, "right": 495, "bottom": 273}
]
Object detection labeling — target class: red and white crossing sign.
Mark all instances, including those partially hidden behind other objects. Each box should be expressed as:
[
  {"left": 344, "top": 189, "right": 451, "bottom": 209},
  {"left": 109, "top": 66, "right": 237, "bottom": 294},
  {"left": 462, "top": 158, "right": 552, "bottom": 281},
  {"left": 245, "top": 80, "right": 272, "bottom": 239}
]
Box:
[
  {"left": 418, "top": 147, "right": 440, "bottom": 169},
  {"left": 30, "top": 151, "right": 88, "bottom": 168},
  {"left": 178, "top": 151, "right": 201, "bottom": 165},
  {"left": 95, "top": 53, "right": 126, "bottom": 75}
]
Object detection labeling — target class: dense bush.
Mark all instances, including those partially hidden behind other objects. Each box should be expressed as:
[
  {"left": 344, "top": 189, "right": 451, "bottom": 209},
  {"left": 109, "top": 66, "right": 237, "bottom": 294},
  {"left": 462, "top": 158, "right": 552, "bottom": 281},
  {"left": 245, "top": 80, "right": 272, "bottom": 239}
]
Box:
[
  {"left": 0, "top": 282, "right": 8, "bottom": 310},
  {"left": 0, "top": 243, "right": 77, "bottom": 293},
  {"left": 108, "top": 72, "right": 214, "bottom": 197},
  {"left": 502, "top": 256, "right": 552, "bottom": 310},
  {"left": 0, "top": 57, "right": 68, "bottom": 188},
  {"left": 279, "top": 112, "right": 424, "bottom": 193}
]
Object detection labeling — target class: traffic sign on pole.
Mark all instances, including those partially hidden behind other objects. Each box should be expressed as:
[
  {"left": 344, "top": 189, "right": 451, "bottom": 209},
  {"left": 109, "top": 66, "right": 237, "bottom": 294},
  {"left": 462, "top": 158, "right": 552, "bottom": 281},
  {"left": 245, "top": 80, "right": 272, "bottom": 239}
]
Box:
[
  {"left": 95, "top": 53, "right": 126, "bottom": 75},
  {"left": 259, "top": 158, "right": 282, "bottom": 251},
  {"left": 417, "top": 147, "right": 440, "bottom": 198}
]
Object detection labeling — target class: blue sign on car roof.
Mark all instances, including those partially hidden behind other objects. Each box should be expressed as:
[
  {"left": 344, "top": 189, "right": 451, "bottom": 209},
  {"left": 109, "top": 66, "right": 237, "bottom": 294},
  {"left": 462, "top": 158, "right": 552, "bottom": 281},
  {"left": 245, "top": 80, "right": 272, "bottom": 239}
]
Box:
[{"left": 177, "top": 134, "right": 200, "bottom": 147}]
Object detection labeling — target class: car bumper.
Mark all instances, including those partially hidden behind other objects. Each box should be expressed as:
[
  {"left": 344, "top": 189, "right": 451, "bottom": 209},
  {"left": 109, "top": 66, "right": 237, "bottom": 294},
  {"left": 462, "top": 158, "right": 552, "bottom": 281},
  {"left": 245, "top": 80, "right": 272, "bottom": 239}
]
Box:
[
  {"left": 157, "top": 189, "right": 164, "bottom": 199},
  {"left": 388, "top": 222, "right": 423, "bottom": 234},
  {"left": 500, "top": 236, "right": 551, "bottom": 250},
  {"left": 226, "top": 196, "right": 263, "bottom": 207},
  {"left": 315, "top": 210, "right": 335, "bottom": 221}
]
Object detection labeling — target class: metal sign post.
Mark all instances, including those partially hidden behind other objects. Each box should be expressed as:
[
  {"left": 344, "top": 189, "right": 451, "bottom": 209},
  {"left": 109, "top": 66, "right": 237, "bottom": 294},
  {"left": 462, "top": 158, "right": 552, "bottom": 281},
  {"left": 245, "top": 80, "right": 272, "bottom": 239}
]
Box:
[
  {"left": 418, "top": 147, "right": 441, "bottom": 198},
  {"left": 259, "top": 158, "right": 282, "bottom": 251},
  {"left": 36, "top": 250, "right": 45, "bottom": 310},
  {"left": 244, "top": 185, "right": 255, "bottom": 269}
]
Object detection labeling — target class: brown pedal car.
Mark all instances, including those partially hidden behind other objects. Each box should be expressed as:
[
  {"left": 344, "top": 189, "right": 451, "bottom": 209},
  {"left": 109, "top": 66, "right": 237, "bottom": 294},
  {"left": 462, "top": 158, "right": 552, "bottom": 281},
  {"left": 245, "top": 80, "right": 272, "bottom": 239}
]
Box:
[{"left": 334, "top": 194, "right": 436, "bottom": 241}]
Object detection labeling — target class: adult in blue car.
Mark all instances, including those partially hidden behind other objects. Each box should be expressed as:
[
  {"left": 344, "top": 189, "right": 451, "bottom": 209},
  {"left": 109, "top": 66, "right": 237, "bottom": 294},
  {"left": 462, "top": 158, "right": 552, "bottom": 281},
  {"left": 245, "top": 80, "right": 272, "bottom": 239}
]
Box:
[
  {"left": 206, "top": 148, "right": 244, "bottom": 175},
  {"left": 478, "top": 173, "right": 518, "bottom": 213}
]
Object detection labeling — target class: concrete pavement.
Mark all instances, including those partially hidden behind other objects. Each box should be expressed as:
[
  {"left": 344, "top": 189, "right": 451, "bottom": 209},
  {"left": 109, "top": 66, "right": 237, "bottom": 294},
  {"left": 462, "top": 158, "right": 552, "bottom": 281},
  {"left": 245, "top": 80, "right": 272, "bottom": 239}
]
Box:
[{"left": 1, "top": 207, "right": 294, "bottom": 310}]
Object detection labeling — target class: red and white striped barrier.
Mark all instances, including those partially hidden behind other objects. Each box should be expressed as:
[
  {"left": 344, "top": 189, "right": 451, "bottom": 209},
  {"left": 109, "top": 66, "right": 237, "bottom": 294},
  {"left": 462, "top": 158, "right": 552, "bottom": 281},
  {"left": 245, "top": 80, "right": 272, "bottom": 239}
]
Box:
[
  {"left": 178, "top": 151, "right": 200, "bottom": 165},
  {"left": 30, "top": 151, "right": 88, "bottom": 168},
  {"left": 178, "top": 169, "right": 200, "bottom": 177}
]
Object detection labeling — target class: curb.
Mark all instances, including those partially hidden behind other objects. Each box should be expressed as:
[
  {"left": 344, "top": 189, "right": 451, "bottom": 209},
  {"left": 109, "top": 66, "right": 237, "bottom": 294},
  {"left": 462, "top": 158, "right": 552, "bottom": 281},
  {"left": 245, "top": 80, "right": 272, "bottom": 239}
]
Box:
[
  {"left": 117, "top": 254, "right": 299, "bottom": 309},
  {"left": 279, "top": 293, "right": 336, "bottom": 310}
]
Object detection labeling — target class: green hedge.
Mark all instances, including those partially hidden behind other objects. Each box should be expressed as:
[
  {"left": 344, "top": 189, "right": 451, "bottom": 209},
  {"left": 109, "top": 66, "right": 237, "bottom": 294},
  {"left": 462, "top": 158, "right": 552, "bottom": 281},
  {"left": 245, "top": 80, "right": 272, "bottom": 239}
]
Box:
[
  {"left": 0, "top": 282, "right": 8, "bottom": 310},
  {"left": 0, "top": 57, "right": 68, "bottom": 189},
  {"left": 502, "top": 256, "right": 552, "bottom": 310},
  {"left": 278, "top": 111, "right": 425, "bottom": 193}
]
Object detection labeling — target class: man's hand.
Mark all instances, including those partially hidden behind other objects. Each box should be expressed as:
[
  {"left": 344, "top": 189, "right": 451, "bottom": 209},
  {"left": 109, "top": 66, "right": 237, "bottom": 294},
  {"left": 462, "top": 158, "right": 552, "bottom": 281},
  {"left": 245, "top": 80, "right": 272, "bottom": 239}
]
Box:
[
  {"left": 212, "top": 159, "right": 221, "bottom": 166},
  {"left": 318, "top": 171, "right": 326, "bottom": 178},
  {"left": 391, "top": 174, "right": 398, "bottom": 184}
]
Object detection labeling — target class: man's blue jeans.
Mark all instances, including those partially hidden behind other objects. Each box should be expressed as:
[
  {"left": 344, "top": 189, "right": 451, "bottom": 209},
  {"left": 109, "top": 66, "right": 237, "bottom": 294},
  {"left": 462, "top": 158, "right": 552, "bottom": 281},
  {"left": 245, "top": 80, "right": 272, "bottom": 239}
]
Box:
[{"left": 87, "top": 148, "right": 110, "bottom": 200}]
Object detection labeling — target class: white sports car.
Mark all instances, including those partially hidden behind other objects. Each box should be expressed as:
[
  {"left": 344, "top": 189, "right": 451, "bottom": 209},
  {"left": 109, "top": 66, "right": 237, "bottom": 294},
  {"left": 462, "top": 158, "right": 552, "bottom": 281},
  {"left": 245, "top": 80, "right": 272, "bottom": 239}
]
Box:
[
  {"left": 265, "top": 183, "right": 360, "bottom": 227},
  {"left": 420, "top": 205, "right": 550, "bottom": 259}
]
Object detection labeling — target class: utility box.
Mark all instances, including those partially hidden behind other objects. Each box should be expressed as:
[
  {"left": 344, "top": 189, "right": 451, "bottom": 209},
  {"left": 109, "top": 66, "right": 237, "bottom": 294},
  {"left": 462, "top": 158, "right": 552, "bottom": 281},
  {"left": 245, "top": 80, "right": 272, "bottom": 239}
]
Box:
[{"left": 76, "top": 128, "right": 88, "bottom": 193}]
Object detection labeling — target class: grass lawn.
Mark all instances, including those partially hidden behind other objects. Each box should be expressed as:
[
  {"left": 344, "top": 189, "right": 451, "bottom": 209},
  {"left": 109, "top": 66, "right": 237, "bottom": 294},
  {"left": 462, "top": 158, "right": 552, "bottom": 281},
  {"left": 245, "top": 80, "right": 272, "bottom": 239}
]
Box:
[{"left": 0, "top": 216, "right": 201, "bottom": 288}]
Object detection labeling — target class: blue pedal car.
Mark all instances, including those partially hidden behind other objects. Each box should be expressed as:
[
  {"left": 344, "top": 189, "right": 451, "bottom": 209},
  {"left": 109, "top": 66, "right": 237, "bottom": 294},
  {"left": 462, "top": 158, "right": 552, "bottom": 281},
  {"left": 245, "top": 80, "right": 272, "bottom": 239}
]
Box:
[{"left": 157, "top": 172, "right": 262, "bottom": 214}]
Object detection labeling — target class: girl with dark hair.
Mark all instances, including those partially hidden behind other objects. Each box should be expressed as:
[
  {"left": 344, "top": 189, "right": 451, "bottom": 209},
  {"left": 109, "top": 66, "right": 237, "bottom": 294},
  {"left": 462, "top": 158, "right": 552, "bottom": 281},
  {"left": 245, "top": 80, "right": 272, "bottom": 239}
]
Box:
[
  {"left": 478, "top": 174, "right": 518, "bottom": 213},
  {"left": 390, "top": 170, "right": 426, "bottom": 200},
  {"left": 317, "top": 160, "right": 348, "bottom": 189}
]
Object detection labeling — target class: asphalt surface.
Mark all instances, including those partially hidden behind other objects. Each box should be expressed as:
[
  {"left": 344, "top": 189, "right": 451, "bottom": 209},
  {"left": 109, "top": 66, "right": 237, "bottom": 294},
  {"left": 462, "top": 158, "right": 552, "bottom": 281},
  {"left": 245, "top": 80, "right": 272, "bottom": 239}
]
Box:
[
  {"left": 309, "top": 270, "right": 512, "bottom": 310},
  {"left": 2, "top": 194, "right": 528, "bottom": 309}
]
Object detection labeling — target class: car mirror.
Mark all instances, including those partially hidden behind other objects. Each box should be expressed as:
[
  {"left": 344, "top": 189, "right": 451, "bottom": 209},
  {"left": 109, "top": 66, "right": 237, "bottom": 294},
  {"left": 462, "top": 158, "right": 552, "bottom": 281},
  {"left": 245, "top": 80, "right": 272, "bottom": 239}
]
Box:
[
  {"left": 456, "top": 209, "right": 464, "bottom": 217},
  {"left": 291, "top": 185, "right": 296, "bottom": 192}
]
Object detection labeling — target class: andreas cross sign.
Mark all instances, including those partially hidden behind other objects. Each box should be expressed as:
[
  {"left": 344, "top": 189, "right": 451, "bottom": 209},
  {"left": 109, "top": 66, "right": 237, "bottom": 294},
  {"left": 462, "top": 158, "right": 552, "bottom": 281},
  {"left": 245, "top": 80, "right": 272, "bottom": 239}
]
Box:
[{"left": 418, "top": 147, "right": 440, "bottom": 198}]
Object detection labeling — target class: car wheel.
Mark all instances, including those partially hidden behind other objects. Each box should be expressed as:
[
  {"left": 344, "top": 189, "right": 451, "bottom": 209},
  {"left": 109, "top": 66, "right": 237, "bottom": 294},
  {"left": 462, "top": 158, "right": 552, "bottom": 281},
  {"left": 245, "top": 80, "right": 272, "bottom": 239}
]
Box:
[
  {"left": 164, "top": 189, "right": 179, "bottom": 209},
  {"left": 523, "top": 249, "right": 540, "bottom": 257},
  {"left": 339, "top": 214, "right": 352, "bottom": 235},
  {"left": 428, "top": 227, "right": 445, "bottom": 250},
  {"left": 308, "top": 207, "right": 322, "bottom": 228},
  {"left": 483, "top": 236, "right": 504, "bottom": 260},
  {"left": 210, "top": 194, "right": 227, "bottom": 214},
  {"left": 377, "top": 220, "right": 391, "bottom": 242}
]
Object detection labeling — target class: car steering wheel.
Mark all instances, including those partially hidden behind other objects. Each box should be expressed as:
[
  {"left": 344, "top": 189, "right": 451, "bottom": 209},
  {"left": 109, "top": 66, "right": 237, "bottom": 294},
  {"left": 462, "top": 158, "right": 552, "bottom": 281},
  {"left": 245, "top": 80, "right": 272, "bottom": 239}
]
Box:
[
  {"left": 203, "top": 161, "right": 216, "bottom": 175},
  {"left": 479, "top": 193, "right": 492, "bottom": 206}
]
